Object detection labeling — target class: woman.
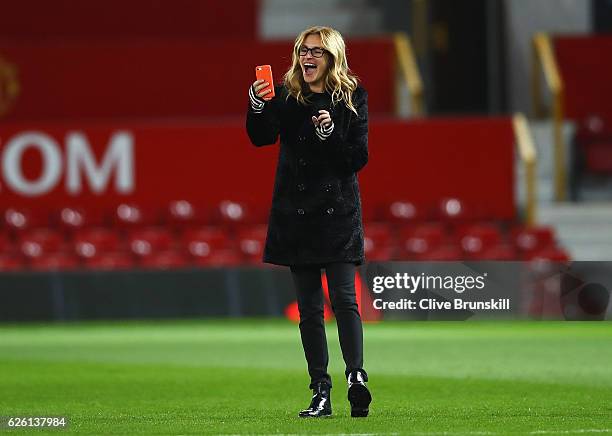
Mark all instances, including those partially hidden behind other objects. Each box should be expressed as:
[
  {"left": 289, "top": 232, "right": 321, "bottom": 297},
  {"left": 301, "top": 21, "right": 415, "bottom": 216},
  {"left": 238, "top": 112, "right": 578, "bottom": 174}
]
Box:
[{"left": 246, "top": 26, "right": 371, "bottom": 418}]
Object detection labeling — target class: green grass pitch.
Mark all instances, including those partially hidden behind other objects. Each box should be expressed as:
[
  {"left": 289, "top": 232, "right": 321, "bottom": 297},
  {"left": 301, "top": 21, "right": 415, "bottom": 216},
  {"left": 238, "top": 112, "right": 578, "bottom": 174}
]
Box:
[{"left": 0, "top": 320, "right": 611, "bottom": 435}]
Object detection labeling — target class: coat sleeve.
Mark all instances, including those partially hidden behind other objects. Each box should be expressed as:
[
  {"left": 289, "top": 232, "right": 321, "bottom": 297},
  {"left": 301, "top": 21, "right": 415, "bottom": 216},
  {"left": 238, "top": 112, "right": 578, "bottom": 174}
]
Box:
[
  {"left": 323, "top": 87, "right": 369, "bottom": 174},
  {"left": 246, "top": 85, "right": 282, "bottom": 147}
]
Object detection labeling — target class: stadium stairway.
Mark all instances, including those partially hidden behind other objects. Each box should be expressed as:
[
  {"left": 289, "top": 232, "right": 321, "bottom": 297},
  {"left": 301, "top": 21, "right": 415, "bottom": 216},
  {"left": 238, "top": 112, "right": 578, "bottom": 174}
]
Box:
[
  {"left": 527, "top": 119, "right": 612, "bottom": 260},
  {"left": 538, "top": 202, "right": 612, "bottom": 261}
]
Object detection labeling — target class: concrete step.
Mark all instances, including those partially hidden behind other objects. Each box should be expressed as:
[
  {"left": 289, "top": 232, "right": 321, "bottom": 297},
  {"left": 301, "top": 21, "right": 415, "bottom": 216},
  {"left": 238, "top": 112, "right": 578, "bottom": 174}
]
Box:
[
  {"left": 264, "top": 0, "right": 373, "bottom": 9},
  {"left": 260, "top": 0, "right": 382, "bottom": 39},
  {"left": 537, "top": 202, "right": 612, "bottom": 260},
  {"left": 539, "top": 202, "right": 612, "bottom": 223},
  {"left": 528, "top": 120, "right": 575, "bottom": 179},
  {"left": 568, "top": 244, "right": 612, "bottom": 261}
]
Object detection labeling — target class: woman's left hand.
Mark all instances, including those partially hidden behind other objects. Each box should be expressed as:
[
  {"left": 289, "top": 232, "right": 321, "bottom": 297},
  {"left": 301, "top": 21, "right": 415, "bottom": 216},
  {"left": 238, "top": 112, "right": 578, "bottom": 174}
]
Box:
[{"left": 312, "top": 110, "right": 332, "bottom": 129}]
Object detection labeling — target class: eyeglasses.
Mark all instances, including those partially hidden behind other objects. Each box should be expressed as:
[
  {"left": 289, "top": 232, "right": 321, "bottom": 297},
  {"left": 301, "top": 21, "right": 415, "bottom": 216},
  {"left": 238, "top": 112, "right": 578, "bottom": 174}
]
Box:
[{"left": 298, "top": 46, "right": 326, "bottom": 58}]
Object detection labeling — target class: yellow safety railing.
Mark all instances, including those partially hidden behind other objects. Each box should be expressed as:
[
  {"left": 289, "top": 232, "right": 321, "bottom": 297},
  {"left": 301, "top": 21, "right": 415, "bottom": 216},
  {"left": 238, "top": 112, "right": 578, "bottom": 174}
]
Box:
[
  {"left": 393, "top": 32, "right": 424, "bottom": 117},
  {"left": 512, "top": 113, "right": 538, "bottom": 226},
  {"left": 0, "top": 54, "right": 20, "bottom": 118},
  {"left": 531, "top": 32, "right": 565, "bottom": 201}
]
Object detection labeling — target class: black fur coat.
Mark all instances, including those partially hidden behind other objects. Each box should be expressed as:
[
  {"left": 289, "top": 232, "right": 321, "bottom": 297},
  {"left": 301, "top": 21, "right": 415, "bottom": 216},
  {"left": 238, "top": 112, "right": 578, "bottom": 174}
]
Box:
[{"left": 246, "top": 84, "right": 369, "bottom": 266}]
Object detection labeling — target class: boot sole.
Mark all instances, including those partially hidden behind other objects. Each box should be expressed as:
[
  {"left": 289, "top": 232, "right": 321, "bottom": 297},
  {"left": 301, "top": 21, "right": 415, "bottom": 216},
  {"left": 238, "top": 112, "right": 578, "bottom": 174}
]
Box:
[
  {"left": 298, "top": 412, "right": 332, "bottom": 418},
  {"left": 348, "top": 383, "right": 371, "bottom": 417}
]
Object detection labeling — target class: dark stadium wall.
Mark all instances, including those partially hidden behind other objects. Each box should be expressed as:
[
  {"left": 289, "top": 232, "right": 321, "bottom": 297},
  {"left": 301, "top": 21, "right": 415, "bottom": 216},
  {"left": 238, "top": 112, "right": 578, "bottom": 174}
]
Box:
[
  {"left": 593, "top": 0, "right": 612, "bottom": 31},
  {"left": 0, "top": 266, "right": 383, "bottom": 322},
  {"left": 426, "top": 0, "right": 507, "bottom": 114},
  {"left": 0, "top": 267, "right": 298, "bottom": 321}
]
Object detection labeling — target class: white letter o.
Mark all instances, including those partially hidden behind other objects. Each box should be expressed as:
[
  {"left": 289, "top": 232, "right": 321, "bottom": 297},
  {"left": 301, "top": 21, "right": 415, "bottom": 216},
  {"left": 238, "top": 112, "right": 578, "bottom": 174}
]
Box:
[{"left": 2, "top": 132, "right": 63, "bottom": 196}]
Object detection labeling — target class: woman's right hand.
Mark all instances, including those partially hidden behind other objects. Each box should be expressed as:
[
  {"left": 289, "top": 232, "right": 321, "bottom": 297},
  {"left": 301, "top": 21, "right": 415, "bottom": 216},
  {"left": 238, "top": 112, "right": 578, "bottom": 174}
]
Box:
[{"left": 252, "top": 79, "right": 272, "bottom": 99}]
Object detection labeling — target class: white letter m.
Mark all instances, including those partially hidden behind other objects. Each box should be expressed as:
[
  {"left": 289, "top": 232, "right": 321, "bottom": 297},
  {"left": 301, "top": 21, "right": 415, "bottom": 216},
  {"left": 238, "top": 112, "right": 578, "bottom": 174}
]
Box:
[{"left": 67, "top": 131, "right": 134, "bottom": 194}]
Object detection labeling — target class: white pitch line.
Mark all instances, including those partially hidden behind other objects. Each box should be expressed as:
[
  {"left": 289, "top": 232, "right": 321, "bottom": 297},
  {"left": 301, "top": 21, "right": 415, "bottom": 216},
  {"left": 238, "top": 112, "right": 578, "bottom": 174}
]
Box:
[
  {"left": 217, "top": 430, "right": 611, "bottom": 436},
  {"left": 530, "top": 430, "right": 612, "bottom": 435},
  {"left": 410, "top": 432, "right": 495, "bottom": 436}
]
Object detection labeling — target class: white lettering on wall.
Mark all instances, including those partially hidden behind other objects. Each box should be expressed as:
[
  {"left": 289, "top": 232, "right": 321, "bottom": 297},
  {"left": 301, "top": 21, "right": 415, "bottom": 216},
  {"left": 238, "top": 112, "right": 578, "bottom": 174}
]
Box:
[
  {"left": 66, "top": 131, "right": 134, "bottom": 194},
  {"left": 0, "top": 130, "right": 135, "bottom": 196},
  {"left": 1, "top": 132, "right": 63, "bottom": 196}
]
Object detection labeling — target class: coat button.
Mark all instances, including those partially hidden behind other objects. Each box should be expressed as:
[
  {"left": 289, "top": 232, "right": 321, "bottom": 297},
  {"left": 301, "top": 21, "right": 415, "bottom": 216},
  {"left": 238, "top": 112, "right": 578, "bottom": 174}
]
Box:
[
  {"left": 298, "top": 158, "right": 307, "bottom": 166},
  {"left": 298, "top": 136, "right": 305, "bottom": 141},
  {"left": 324, "top": 184, "right": 332, "bottom": 192},
  {"left": 297, "top": 183, "right": 306, "bottom": 192},
  {"left": 326, "top": 207, "right": 334, "bottom": 215},
  {"left": 297, "top": 208, "right": 305, "bottom": 215}
]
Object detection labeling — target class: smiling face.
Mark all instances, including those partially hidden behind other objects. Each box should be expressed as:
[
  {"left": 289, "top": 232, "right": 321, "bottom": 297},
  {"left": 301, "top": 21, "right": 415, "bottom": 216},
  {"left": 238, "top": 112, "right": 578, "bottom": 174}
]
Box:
[{"left": 299, "top": 34, "right": 329, "bottom": 93}]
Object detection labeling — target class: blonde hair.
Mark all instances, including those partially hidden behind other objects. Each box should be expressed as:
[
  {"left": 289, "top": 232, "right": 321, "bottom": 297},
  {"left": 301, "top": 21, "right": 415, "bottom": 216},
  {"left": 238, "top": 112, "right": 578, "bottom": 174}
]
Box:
[{"left": 283, "top": 26, "right": 359, "bottom": 114}]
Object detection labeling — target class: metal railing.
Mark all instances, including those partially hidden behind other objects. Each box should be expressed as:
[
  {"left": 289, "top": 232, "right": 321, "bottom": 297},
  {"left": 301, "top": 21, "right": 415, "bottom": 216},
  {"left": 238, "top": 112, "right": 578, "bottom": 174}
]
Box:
[
  {"left": 531, "top": 32, "right": 565, "bottom": 201},
  {"left": 513, "top": 113, "right": 538, "bottom": 226},
  {"left": 393, "top": 32, "right": 424, "bottom": 117},
  {"left": 0, "top": 54, "right": 20, "bottom": 118}
]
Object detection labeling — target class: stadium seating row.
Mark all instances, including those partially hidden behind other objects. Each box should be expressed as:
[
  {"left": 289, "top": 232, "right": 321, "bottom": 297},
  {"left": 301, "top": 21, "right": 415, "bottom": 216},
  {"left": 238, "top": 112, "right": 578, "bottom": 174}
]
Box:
[
  {"left": 0, "top": 201, "right": 568, "bottom": 272},
  {"left": 0, "top": 198, "right": 517, "bottom": 233},
  {"left": 571, "top": 113, "right": 612, "bottom": 197}
]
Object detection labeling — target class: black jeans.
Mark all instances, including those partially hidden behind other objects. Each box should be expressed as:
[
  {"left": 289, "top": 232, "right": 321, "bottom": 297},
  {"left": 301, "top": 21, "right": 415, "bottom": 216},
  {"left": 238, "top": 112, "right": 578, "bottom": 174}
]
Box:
[{"left": 290, "top": 262, "right": 367, "bottom": 389}]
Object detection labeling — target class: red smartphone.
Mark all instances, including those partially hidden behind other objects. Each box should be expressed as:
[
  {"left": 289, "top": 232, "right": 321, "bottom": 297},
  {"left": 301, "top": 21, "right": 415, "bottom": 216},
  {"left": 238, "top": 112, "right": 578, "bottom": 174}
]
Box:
[{"left": 255, "top": 65, "right": 275, "bottom": 101}]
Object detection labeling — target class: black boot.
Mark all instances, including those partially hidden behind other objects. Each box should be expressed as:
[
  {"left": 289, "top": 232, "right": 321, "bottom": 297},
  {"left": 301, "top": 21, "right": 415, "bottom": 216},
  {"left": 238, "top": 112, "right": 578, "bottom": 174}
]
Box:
[
  {"left": 347, "top": 370, "right": 371, "bottom": 417},
  {"left": 298, "top": 382, "right": 332, "bottom": 418}
]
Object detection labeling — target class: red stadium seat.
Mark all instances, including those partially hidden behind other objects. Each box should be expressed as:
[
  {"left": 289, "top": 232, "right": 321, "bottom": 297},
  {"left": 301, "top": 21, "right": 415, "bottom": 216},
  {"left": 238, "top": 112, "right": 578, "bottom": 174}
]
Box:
[
  {"left": 18, "top": 229, "right": 65, "bottom": 259},
  {"left": 455, "top": 223, "right": 502, "bottom": 241},
  {"left": 54, "top": 207, "right": 85, "bottom": 231},
  {"left": 512, "top": 226, "right": 555, "bottom": 254},
  {"left": 0, "top": 232, "right": 15, "bottom": 253},
  {"left": 84, "top": 252, "right": 135, "bottom": 270},
  {"left": 3, "top": 208, "right": 47, "bottom": 233},
  {"left": 582, "top": 141, "right": 612, "bottom": 173},
  {"left": 524, "top": 246, "right": 570, "bottom": 262},
  {"left": 571, "top": 114, "right": 612, "bottom": 199},
  {"left": 364, "top": 223, "right": 395, "bottom": 261},
  {"left": 422, "top": 245, "right": 463, "bottom": 261},
  {"left": 216, "top": 200, "right": 247, "bottom": 225},
  {"left": 192, "top": 249, "right": 243, "bottom": 267},
  {"left": 54, "top": 207, "right": 106, "bottom": 231},
  {"left": 398, "top": 223, "right": 447, "bottom": 259},
  {"left": 139, "top": 250, "right": 189, "bottom": 270},
  {"left": 437, "top": 197, "right": 469, "bottom": 222},
  {"left": 380, "top": 200, "right": 422, "bottom": 224},
  {"left": 181, "top": 226, "right": 239, "bottom": 265},
  {"left": 165, "top": 200, "right": 209, "bottom": 228},
  {"left": 456, "top": 224, "right": 503, "bottom": 258},
  {"left": 30, "top": 253, "right": 79, "bottom": 271},
  {"left": 237, "top": 225, "right": 267, "bottom": 264},
  {"left": 214, "top": 200, "right": 267, "bottom": 226},
  {"left": 0, "top": 254, "right": 24, "bottom": 271},
  {"left": 73, "top": 227, "right": 123, "bottom": 259},
  {"left": 182, "top": 226, "right": 231, "bottom": 251},
  {"left": 112, "top": 203, "right": 159, "bottom": 228},
  {"left": 478, "top": 243, "right": 517, "bottom": 261},
  {"left": 575, "top": 114, "right": 612, "bottom": 144},
  {"left": 127, "top": 227, "right": 174, "bottom": 258}
]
